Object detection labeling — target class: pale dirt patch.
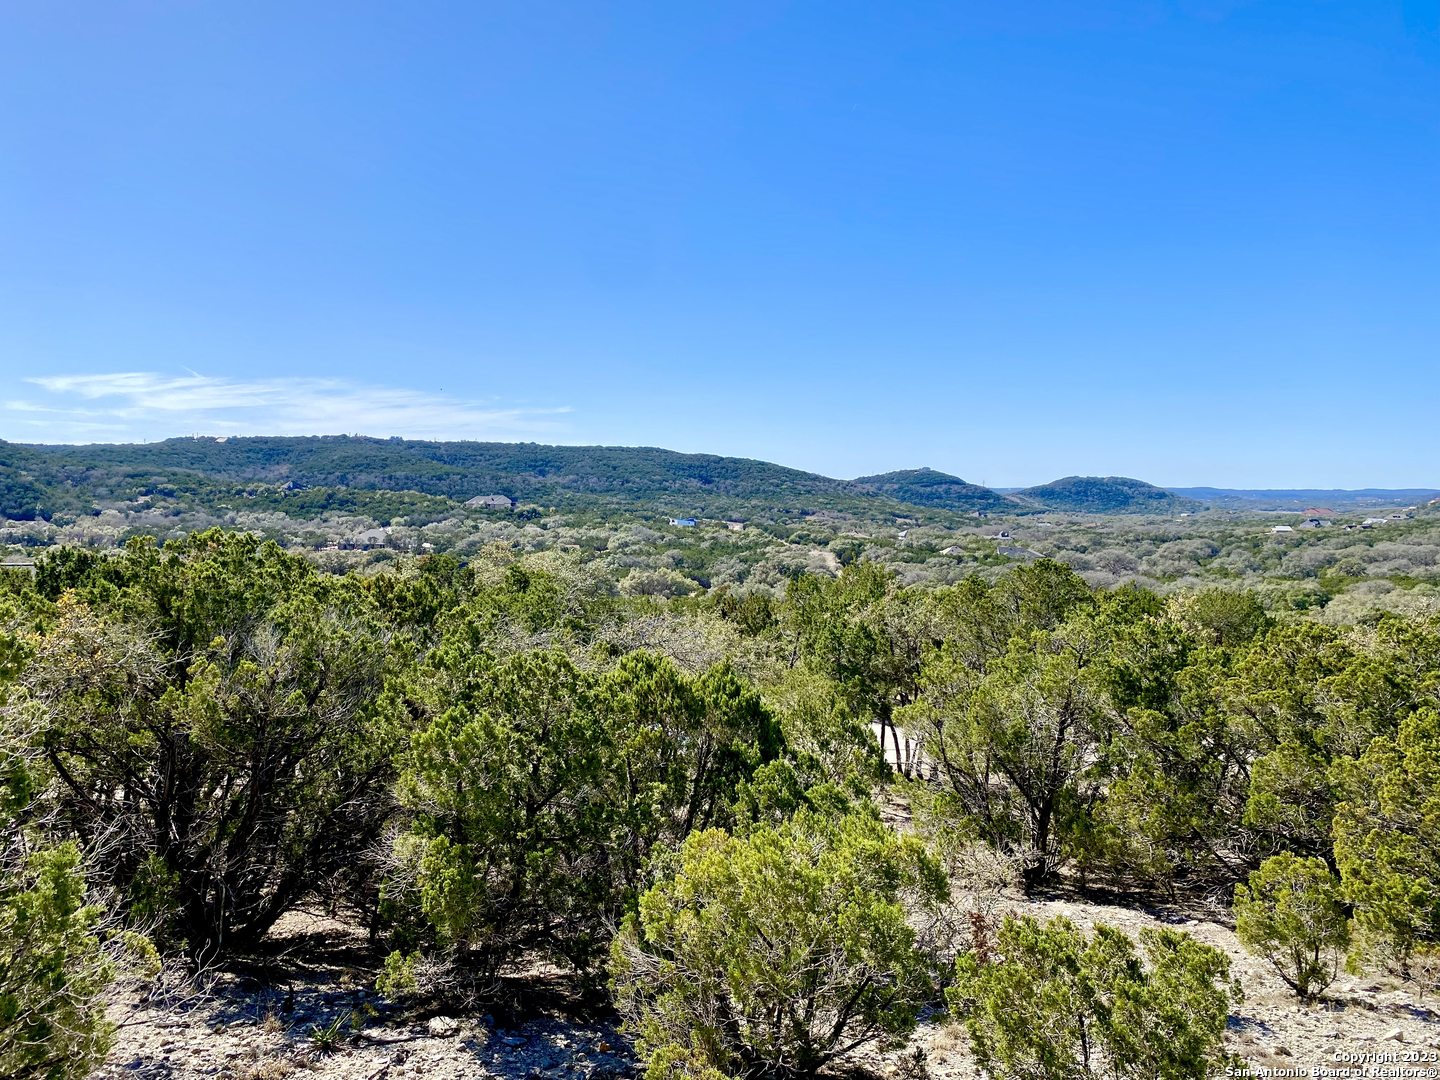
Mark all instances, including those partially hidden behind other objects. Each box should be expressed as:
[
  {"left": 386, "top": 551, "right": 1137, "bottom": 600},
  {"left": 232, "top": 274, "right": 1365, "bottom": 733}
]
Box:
[{"left": 92, "top": 909, "right": 635, "bottom": 1080}]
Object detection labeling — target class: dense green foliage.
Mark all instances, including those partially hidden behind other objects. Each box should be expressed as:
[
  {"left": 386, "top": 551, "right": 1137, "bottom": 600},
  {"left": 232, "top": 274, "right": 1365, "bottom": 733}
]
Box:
[
  {"left": 1017, "top": 475, "right": 1199, "bottom": 514},
  {"left": 1233, "top": 854, "right": 1349, "bottom": 1001},
  {"left": 380, "top": 646, "right": 780, "bottom": 991},
  {"left": 948, "top": 915, "right": 1239, "bottom": 1080},
  {"left": 1331, "top": 707, "right": 1440, "bottom": 977},
  {"left": 4, "top": 436, "right": 980, "bottom": 520},
  {"left": 18, "top": 532, "right": 399, "bottom": 958},
  {"left": 0, "top": 635, "right": 117, "bottom": 1079},
  {"left": 851, "top": 468, "right": 1010, "bottom": 511},
  {"left": 612, "top": 807, "right": 946, "bottom": 1080},
  {"left": 0, "top": 843, "right": 114, "bottom": 1080}
]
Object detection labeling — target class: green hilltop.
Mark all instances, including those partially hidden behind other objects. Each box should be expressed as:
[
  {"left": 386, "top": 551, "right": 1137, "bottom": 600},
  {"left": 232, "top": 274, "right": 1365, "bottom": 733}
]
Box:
[
  {"left": 1015, "top": 475, "right": 1199, "bottom": 513},
  {"left": 850, "top": 467, "right": 1014, "bottom": 512}
]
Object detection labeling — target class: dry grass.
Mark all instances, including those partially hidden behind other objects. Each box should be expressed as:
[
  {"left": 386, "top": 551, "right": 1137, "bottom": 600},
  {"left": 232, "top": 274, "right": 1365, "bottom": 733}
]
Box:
[{"left": 234, "top": 1057, "right": 295, "bottom": 1080}]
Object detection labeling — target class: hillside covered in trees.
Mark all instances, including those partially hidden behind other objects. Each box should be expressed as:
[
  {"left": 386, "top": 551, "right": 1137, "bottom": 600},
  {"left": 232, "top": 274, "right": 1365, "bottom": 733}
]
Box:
[
  {"left": 6, "top": 437, "right": 975, "bottom": 521},
  {"left": 8, "top": 437, "right": 1436, "bottom": 529},
  {"left": 1014, "top": 475, "right": 1201, "bottom": 513},
  {"left": 850, "top": 468, "right": 1011, "bottom": 512}
]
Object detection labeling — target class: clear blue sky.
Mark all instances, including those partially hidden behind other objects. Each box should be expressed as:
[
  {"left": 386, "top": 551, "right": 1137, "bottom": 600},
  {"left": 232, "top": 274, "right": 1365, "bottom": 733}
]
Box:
[{"left": 2, "top": 2, "right": 1438, "bottom": 487}]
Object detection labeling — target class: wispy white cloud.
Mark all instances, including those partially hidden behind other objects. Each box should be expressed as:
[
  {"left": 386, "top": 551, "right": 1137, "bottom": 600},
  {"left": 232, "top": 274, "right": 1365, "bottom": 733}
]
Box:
[{"left": 6, "top": 372, "right": 572, "bottom": 443}]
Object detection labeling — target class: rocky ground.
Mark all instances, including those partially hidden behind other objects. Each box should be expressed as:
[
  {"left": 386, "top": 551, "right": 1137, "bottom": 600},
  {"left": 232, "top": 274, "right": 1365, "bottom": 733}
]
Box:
[
  {"left": 91, "top": 897, "right": 1438, "bottom": 1080},
  {"left": 1021, "top": 896, "right": 1439, "bottom": 1071}
]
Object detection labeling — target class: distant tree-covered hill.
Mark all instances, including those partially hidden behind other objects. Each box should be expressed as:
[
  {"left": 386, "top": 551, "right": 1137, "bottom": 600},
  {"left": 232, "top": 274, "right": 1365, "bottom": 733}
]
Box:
[
  {"left": 3, "top": 436, "right": 952, "bottom": 520},
  {"left": 850, "top": 468, "right": 1014, "bottom": 512},
  {"left": 8, "top": 437, "right": 1429, "bottom": 525},
  {"left": 0, "top": 442, "right": 49, "bottom": 520},
  {"left": 1016, "top": 475, "right": 1199, "bottom": 513}
]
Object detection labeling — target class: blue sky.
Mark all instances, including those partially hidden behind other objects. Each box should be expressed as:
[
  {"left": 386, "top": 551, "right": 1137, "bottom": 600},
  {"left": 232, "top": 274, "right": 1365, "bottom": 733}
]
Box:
[{"left": 2, "top": 1, "right": 1437, "bottom": 487}]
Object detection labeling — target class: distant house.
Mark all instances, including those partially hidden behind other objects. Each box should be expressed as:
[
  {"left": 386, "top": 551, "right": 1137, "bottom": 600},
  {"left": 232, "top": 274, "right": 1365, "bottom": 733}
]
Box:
[
  {"left": 997, "top": 545, "right": 1043, "bottom": 560},
  {"left": 348, "top": 528, "right": 391, "bottom": 550},
  {"left": 1302, "top": 508, "right": 1338, "bottom": 519},
  {"left": 897, "top": 529, "right": 909, "bottom": 540},
  {"left": 1297, "top": 518, "right": 1329, "bottom": 529},
  {"left": 1271, "top": 525, "right": 1294, "bottom": 533},
  {"left": 0, "top": 555, "right": 36, "bottom": 577},
  {"left": 723, "top": 520, "right": 745, "bottom": 532},
  {"left": 669, "top": 517, "right": 697, "bottom": 527},
  {"left": 1361, "top": 517, "right": 1388, "bottom": 528},
  {"left": 465, "top": 495, "right": 513, "bottom": 510},
  {"left": 988, "top": 530, "right": 1012, "bottom": 541}
]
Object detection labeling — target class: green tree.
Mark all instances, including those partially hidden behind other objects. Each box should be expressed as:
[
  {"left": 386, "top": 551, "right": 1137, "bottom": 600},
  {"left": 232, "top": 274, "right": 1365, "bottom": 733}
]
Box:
[
  {"left": 948, "top": 915, "right": 1240, "bottom": 1080},
  {"left": 1095, "top": 629, "right": 1255, "bottom": 884},
  {"left": 1170, "top": 589, "right": 1271, "bottom": 649},
  {"left": 382, "top": 649, "right": 611, "bottom": 987},
  {"left": 0, "top": 633, "right": 119, "bottom": 1079},
  {"left": 362, "top": 553, "right": 473, "bottom": 645},
  {"left": 783, "top": 563, "right": 925, "bottom": 776},
  {"left": 904, "top": 615, "right": 1110, "bottom": 889},
  {"left": 987, "top": 559, "right": 1095, "bottom": 632},
  {"left": 25, "top": 531, "right": 399, "bottom": 958},
  {"left": 1233, "top": 854, "right": 1349, "bottom": 1002},
  {"left": 383, "top": 646, "right": 783, "bottom": 993},
  {"left": 762, "top": 669, "right": 889, "bottom": 796},
  {"left": 1224, "top": 623, "right": 1355, "bottom": 860},
  {"left": 612, "top": 807, "right": 946, "bottom": 1080},
  {"left": 0, "top": 843, "right": 115, "bottom": 1080},
  {"left": 1331, "top": 707, "right": 1440, "bottom": 979},
  {"left": 597, "top": 651, "right": 783, "bottom": 896}
]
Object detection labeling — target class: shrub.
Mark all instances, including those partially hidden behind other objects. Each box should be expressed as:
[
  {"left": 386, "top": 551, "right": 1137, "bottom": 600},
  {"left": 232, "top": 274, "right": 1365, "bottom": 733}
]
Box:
[
  {"left": 947, "top": 915, "right": 1240, "bottom": 1080},
  {"left": 1233, "top": 854, "right": 1349, "bottom": 1001},
  {"left": 1331, "top": 708, "right": 1440, "bottom": 980},
  {"left": 611, "top": 808, "right": 947, "bottom": 1080},
  {"left": 381, "top": 649, "right": 610, "bottom": 990},
  {"left": 0, "top": 633, "right": 122, "bottom": 1080},
  {"left": 383, "top": 647, "right": 782, "bottom": 991},
  {"left": 902, "top": 618, "right": 1110, "bottom": 890},
  {"left": 24, "top": 532, "right": 400, "bottom": 958},
  {"left": 0, "top": 843, "right": 114, "bottom": 1080}
]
